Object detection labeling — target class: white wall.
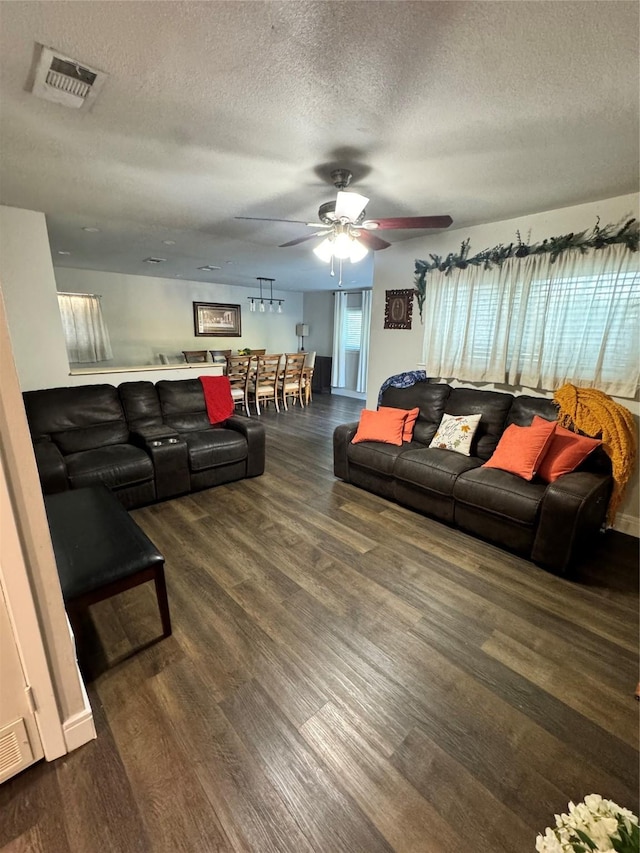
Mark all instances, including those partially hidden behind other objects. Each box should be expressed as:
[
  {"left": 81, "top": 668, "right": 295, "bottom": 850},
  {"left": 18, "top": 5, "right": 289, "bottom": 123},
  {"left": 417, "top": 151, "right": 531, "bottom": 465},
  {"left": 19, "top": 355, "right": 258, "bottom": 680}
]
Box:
[
  {"left": 54, "top": 267, "right": 303, "bottom": 368},
  {"left": 0, "top": 206, "right": 71, "bottom": 390},
  {"left": 369, "top": 192, "right": 640, "bottom": 535},
  {"left": 302, "top": 290, "right": 334, "bottom": 356}
]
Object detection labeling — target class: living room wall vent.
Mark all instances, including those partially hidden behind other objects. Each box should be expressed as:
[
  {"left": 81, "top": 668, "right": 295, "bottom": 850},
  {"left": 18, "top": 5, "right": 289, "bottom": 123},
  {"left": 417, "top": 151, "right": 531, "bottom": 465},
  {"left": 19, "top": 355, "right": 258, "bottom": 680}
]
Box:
[{"left": 31, "top": 45, "right": 108, "bottom": 111}]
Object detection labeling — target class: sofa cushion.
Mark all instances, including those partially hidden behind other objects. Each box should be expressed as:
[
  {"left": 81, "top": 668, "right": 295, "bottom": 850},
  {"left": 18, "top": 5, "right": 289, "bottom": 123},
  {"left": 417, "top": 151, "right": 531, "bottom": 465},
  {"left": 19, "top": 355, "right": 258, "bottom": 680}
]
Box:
[
  {"left": 184, "top": 428, "right": 247, "bottom": 472},
  {"left": 347, "top": 441, "right": 409, "bottom": 477},
  {"left": 23, "top": 384, "right": 128, "bottom": 452},
  {"left": 506, "top": 395, "right": 558, "bottom": 427},
  {"left": 394, "top": 447, "right": 482, "bottom": 495},
  {"left": 454, "top": 467, "right": 547, "bottom": 525},
  {"left": 429, "top": 413, "right": 482, "bottom": 456},
  {"left": 352, "top": 408, "right": 407, "bottom": 446},
  {"left": 65, "top": 445, "right": 154, "bottom": 490},
  {"left": 483, "top": 418, "right": 556, "bottom": 480},
  {"left": 119, "top": 381, "right": 163, "bottom": 429},
  {"left": 444, "top": 388, "right": 513, "bottom": 460},
  {"left": 156, "top": 379, "right": 212, "bottom": 432}
]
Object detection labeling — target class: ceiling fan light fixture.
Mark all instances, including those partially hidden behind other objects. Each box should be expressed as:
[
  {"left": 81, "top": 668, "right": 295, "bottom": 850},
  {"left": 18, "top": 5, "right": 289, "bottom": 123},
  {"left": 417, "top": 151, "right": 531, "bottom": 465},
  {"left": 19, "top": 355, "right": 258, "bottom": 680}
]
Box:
[
  {"left": 333, "top": 231, "right": 354, "bottom": 260},
  {"left": 313, "top": 237, "right": 335, "bottom": 263},
  {"left": 349, "top": 238, "right": 369, "bottom": 263}
]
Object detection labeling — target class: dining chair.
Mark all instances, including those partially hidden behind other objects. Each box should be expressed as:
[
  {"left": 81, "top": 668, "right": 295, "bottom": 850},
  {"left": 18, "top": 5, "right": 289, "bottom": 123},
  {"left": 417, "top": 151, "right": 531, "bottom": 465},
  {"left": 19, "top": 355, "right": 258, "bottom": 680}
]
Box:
[
  {"left": 209, "top": 349, "right": 232, "bottom": 372},
  {"left": 279, "top": 352, "right": 306, "bottom": 411},
  {"left": 301, "top": 351, "right": 316, "bottom": 405},
  {"left": 225, "top": 355, "right": 253, "bottom": 415},
  {"left": 182, "top": 350, "right": 208, "bottom": 363},
  {"left": 249, "top": 354, "right": 281, "bottom": 415}
]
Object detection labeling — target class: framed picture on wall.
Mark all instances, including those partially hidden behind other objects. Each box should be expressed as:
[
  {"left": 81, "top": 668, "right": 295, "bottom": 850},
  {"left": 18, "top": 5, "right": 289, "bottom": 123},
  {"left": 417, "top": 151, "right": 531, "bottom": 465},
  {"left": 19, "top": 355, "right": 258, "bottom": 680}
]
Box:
[
  {"left": 193, "top": 302, "right": 242, "bottom": 337},
  {"left": 384, "top": 289, "right": 413, "bottom": 330}
]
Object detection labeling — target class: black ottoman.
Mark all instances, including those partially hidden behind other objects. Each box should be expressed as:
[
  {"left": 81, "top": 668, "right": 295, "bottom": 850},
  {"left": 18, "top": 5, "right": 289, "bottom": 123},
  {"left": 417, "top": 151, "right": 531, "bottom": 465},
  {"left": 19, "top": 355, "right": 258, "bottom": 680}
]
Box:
[{"left": 45, "top": 485, "right": 171, "bottom": 660}]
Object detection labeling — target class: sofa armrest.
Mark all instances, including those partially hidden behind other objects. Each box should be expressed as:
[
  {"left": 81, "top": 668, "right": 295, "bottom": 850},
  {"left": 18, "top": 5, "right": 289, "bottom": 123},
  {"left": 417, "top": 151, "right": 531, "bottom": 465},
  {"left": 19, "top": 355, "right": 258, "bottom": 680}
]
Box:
[
  {"left": 225, "top": 416, "right": 265, "bottom": 477},
  {"left": 531, "top": 471, "right": 611, "bottom": 575},
  {"left": 333, "top": 422, "right": 359, "bottom": 481},
  {"left": 33, "top": 439, "right": 68, "bottom": 495}
]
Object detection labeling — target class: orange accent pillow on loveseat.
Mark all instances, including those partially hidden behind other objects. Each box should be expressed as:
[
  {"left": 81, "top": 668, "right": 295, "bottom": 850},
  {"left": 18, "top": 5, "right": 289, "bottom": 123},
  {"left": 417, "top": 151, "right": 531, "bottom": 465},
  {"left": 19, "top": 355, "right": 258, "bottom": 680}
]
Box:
[
  {"left": 352, "top": 408, "right": 408, "bottom": 446},
  {"left": 482, "top": 417, "right": 556, "bottom": 480},
  {"left": 533, "top": 416, "right": 602, "bottom": 482}
]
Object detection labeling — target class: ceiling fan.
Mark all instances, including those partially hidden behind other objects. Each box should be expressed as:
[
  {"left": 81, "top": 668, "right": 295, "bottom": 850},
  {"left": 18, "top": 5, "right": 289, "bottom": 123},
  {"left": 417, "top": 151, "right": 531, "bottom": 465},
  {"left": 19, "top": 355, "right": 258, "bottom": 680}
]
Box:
[{"left": 236, "top": 169, "right": 453, "bottom": 263}]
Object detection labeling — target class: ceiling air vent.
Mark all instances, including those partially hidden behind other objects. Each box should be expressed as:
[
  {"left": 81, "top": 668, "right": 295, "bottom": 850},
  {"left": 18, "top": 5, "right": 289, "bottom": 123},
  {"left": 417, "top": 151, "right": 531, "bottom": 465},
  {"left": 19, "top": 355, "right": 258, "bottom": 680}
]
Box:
[{"left": 31, "top": 45, "right": 107, "bottom": 110}]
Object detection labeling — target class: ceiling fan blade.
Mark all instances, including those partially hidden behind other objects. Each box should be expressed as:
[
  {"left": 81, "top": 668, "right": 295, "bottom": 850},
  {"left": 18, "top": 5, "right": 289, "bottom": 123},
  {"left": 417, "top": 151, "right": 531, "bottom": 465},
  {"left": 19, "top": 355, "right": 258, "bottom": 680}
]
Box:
[
  {"left": 279, "top": 231, "right": 327, "bottom": 248},
  {"left": 362, "top": 215, "right": 453, "bottom": 230},
  {"left": 335, "top": 191, "right": 369, "bottom": 221},
  {"left": 356, "top": 230, "right": 391, "bottom": 251},
  {"left": 235, "top": 216, "right": 310, "bottom": 224}
]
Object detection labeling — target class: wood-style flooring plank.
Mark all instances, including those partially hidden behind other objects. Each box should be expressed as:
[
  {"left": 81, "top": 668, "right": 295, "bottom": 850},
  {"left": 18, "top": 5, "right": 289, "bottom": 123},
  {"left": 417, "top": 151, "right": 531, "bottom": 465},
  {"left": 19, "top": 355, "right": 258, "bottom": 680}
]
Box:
[
  {"left": 220, "top": 680, "right": 394, "bottom": 853},
  {"left": 300, "top": 701, "right": 462, "bottom": 853}
]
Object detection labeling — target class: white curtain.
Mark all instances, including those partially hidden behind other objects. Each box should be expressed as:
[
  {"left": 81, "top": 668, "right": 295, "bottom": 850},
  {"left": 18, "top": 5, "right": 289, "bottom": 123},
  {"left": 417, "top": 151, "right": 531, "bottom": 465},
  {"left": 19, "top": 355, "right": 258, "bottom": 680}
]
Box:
[
  {"left": 356, "top": 288, "right": 372, "bottom": 393},
  {"left": 422, "top": 244, "right": 639, "bottom": 398},
  {"left": 331, "top": 291, "right": 348, "bottom": 388},
  {"left": 57, "top": 293, "right": 113, "bottom": 363}
]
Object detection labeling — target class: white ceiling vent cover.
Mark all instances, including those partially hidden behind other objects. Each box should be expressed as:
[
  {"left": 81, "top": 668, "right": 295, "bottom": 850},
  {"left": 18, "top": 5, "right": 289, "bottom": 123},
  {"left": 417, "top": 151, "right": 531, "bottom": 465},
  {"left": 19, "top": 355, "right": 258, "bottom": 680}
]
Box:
[{"left": 31, "top": 45, "right": 107, "bottom": 110}]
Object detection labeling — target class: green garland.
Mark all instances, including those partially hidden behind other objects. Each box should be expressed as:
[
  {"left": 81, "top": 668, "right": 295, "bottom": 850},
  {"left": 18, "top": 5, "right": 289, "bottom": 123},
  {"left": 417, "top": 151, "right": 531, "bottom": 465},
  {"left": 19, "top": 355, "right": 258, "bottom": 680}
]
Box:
[{"left": 413, "top": 217, "right": 639, "bottom": 321}]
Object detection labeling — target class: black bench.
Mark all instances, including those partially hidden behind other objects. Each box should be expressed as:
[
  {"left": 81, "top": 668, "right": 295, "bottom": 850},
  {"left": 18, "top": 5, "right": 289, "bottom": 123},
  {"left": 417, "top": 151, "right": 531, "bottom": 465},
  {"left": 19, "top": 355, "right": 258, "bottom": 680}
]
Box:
[{"left": 45, "top": 485, "right": 171, "bottom": 665}]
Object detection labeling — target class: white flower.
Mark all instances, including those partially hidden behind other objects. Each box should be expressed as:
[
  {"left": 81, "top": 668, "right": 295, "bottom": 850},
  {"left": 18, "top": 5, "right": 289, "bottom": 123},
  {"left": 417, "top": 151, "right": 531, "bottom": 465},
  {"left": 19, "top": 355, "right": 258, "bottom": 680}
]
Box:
[
  {"left": 535, "top": 827, "right": 565, "bottom": 853},
  {"left": 538, "top": 796, "right": 639, "bottom": 853}
]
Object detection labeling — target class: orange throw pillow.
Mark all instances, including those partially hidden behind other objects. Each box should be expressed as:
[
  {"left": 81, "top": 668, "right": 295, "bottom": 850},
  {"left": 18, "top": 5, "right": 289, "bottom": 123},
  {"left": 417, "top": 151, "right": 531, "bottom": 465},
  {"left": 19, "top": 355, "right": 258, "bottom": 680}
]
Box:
[
  {"left": 352, "top": 408, "right": 407, "bottom": 446},
  {"left": 482, "top": 417, "right": 556, "bottom": 480},
  {"left": 533, "top": 416, "right": 602, "bottom": 482},
  {"left": 378, "top": 406, "right": 420, "bottom": 442}
]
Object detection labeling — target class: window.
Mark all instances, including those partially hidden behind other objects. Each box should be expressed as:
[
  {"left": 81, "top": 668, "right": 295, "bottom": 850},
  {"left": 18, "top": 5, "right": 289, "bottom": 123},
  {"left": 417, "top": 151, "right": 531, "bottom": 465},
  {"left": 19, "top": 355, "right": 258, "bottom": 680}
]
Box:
[
  {"left": 422, "top": 244, "right": 639, "bottom": 398},
  {"left": 344, "top": 307, "right": 362, "bottom": 350},
  {"left": 57, "top": 292, "right": 113, "bottom": 364}
]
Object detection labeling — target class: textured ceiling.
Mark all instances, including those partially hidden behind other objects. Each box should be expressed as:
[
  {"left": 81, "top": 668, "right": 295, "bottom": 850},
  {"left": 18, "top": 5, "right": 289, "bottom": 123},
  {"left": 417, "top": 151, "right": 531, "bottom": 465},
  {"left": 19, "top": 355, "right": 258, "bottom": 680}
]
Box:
[{"left": 0, "top": 1, "right": 638, "bottom": 291}]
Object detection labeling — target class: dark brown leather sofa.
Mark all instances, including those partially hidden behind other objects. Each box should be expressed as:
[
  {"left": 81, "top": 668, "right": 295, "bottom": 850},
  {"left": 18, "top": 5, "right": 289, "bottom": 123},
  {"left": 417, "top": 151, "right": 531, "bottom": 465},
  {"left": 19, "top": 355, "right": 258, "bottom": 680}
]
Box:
[
  {"left": 23, "top": 379, "right": 265, "bottom": 509},
  {"left": 333, "top": 383, "right": 612, "bottom": 574}
]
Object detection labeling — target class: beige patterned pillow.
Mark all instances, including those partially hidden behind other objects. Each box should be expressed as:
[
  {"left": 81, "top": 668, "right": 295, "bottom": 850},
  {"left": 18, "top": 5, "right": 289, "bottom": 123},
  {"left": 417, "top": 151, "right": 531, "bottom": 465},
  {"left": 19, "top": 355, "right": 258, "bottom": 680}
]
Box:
[{"left": 429, "top": 413, "right": 482, "bottom": 456}]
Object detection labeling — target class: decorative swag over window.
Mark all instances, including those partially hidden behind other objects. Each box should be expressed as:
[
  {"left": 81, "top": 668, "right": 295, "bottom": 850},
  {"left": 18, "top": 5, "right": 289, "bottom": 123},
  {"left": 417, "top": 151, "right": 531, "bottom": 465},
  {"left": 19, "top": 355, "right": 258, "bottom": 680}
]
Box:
[
  {"left": 420, "top": 243, "right": 639, "bottom": 399},
  {"left": 57, "top": 292, "right": 113, "bottom": 364}
]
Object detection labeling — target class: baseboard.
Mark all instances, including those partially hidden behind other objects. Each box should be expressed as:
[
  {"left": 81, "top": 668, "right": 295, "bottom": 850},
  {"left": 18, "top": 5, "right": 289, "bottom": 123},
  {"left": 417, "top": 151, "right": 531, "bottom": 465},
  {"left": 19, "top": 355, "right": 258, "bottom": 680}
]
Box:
[
  {"left": 612, "top": 512, "right": 639, "bottom": 538},
  {"left": 63, "top": 706, "right": 96, "bottom": 752},
  {"left": 62, "top": 652, "right": 96, "bottom": 753},
  {"left": 331, "top": 388, "right": 366, "bottom": 400}
]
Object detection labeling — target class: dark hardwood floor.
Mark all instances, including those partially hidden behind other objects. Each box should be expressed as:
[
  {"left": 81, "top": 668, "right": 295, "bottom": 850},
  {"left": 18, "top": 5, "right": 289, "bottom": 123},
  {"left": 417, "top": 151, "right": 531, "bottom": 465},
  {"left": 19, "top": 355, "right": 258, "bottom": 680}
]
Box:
[{"left": 2, "top": 393, "right": 638, "bottom": 852}]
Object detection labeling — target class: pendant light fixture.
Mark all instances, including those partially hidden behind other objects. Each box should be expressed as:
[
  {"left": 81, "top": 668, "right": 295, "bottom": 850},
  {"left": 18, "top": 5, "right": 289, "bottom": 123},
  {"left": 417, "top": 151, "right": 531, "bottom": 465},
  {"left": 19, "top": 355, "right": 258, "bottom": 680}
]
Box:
[{"left": 248, "top": 277, "right": 283, "bottom": 314}]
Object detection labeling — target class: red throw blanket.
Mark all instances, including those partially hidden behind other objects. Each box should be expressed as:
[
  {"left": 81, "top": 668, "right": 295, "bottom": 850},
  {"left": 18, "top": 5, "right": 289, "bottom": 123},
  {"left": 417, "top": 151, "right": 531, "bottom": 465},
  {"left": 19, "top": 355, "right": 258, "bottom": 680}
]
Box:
[{"left": 199, "top": 375, "right": 234, "bottom": 424}]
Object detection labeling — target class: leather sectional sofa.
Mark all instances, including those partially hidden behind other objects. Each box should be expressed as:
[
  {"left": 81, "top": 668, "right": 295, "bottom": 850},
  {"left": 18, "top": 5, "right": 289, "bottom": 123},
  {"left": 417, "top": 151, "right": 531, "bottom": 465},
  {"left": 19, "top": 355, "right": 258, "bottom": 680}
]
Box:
[
  {"left": 23, "top": 379, "right": 265, "bottom": 509},
  {"left": 333, "top": 383, "right": 612, "bottom": 574}
]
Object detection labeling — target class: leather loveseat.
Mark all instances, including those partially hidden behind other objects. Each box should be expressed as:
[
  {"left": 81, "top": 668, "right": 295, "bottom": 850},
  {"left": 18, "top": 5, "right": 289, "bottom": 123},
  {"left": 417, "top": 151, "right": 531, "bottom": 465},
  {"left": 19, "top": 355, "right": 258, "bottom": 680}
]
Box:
[
  {"left": 23, "top": 379, "right": 265, "bottom": 509},
  {"left": 333, "top": 383, "right": 612, "bottom": 574}
]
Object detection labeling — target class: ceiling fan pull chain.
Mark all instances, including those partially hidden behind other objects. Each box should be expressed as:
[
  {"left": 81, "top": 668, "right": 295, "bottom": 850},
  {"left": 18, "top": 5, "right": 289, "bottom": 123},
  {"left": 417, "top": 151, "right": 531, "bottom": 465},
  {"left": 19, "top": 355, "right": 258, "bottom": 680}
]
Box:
[
  {"left": 338, "top": 257, "right": 343, "bottom": 287},
  {"left": 330, "top": 254, "right": 335, "bottom": 277}
]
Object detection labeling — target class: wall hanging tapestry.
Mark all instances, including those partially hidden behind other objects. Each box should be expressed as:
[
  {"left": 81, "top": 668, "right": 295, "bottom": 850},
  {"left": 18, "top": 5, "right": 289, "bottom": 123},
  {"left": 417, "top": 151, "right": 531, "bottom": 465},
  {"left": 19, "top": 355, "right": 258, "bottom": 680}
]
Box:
[{"left": 384, "top": 289, "right": 413, "bottom": 329}]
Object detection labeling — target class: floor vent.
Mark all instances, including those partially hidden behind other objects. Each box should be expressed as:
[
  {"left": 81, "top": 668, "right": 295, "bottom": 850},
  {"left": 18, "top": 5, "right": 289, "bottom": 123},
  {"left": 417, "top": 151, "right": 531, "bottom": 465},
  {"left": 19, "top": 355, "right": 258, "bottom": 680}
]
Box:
[
  {"left": 0, "top": 719, "right": 34, "bottom": 783},
  {"left": 31, "top": 45, "right": 107, "bottom": 110}
]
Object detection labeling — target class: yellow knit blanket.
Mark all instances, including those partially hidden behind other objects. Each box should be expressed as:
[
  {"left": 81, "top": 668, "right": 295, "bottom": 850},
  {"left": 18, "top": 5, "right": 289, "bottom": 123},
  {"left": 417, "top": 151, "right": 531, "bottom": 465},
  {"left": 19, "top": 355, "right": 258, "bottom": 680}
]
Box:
[{"left": 553, "top": 383, "right": 637, "bottom": 525}]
